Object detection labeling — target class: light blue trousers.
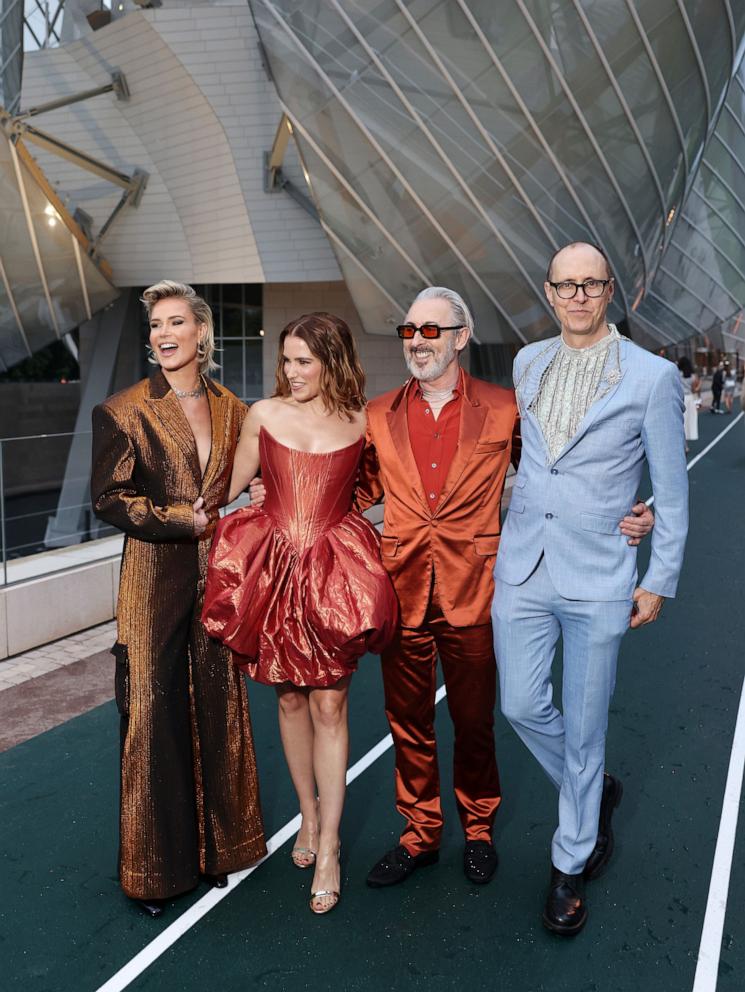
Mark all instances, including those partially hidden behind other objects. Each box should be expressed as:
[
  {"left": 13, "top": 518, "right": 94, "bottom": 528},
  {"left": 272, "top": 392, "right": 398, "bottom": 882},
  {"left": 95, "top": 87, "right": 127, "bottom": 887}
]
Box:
[{"left": 492, "top": 556, "right": 630, "bottom": 874}]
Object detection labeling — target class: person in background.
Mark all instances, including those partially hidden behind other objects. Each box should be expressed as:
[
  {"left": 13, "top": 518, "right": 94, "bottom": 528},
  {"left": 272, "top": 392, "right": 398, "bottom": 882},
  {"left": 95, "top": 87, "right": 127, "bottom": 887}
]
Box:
[
  {"left": 677, "top": 356, "right": 700, "bottom": 452},
  {"left": 723, "top": 363, "right": 737, "bottom": 413},
  {"left": 711, "top": 362, "right": 725, "bottom": 414},
  {"left": 91, "top": 281, "right": 266, "bottom": 919}
]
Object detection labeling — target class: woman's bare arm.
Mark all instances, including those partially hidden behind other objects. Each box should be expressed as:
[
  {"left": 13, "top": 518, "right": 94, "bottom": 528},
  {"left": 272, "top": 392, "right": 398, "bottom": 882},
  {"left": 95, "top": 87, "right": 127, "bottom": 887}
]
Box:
[{"left": 228, "top": 404, "right": 262, "bottom": 503}]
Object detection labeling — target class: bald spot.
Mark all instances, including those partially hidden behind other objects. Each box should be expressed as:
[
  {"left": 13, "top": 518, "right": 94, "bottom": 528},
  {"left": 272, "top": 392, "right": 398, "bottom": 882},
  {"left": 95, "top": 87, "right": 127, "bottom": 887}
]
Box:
[{"left": 547, "top": 242, "right": 611, "bottom": 283}]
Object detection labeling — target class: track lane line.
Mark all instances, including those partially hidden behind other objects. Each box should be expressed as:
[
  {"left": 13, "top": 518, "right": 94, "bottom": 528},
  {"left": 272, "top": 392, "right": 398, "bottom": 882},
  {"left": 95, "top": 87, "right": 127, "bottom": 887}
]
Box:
[
  {"left": 692, "top": 675, "right": 745, "bottom": 991},
  {"left": 95, "top": 686, "right": 447, "bottom": 991}
]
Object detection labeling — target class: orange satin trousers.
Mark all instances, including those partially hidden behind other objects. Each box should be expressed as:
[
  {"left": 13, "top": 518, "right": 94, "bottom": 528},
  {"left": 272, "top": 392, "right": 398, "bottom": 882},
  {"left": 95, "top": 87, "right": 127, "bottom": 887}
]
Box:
[{"left": 381, "top": 581, "right": 501, "bottom": 855}]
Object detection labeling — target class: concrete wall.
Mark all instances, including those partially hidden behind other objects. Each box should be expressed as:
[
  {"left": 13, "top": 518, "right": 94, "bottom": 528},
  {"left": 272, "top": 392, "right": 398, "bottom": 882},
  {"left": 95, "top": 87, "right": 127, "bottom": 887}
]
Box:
[
  {"left": 263, "top": 281, "right": 408, "bottom": 401},
  {"left": 0, "top": 557, "right": 119, "bottom": 659}
]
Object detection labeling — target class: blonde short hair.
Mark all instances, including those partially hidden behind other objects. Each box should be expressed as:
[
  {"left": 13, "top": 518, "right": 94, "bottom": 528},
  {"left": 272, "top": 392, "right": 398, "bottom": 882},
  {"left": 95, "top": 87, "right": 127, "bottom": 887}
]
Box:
[{"left": 141, "top": 280, "right": 218, "bottom": 375}]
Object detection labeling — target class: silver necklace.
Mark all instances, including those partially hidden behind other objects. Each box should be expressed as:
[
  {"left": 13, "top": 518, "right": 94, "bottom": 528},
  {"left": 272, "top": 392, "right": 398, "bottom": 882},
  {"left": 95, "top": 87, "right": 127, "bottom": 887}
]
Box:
[
  {"left": 173, "top": 383, "right": 205, "bottom": 399},
  {"left": 421, "top": 384, "right": 456, "bottom": 404}
]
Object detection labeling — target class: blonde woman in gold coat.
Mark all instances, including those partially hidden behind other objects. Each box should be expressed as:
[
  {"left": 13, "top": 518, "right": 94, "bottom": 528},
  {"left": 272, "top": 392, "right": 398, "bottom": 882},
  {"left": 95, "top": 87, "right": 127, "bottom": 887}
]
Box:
[{"left": 91, "top": 281, "right": 265, "bottom": 917}]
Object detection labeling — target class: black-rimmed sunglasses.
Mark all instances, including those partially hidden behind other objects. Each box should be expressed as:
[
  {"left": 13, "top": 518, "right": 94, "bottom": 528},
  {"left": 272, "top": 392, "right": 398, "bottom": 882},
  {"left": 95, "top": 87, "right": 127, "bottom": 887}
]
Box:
[{"left": 396, "top": 323, "right": 463, "bottom": 339}]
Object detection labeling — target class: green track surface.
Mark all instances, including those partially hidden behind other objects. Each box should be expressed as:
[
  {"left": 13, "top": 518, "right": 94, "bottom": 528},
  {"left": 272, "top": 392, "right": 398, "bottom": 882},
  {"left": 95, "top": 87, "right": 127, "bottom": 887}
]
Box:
[{"left": 2, "top": 412, "right": 743, "bottom": 992}]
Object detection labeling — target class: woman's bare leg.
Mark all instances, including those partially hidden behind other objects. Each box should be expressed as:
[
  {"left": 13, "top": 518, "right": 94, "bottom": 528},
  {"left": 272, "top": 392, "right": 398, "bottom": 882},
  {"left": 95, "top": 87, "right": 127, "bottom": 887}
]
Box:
[
  {"left": 276, "top": 685, "right": 319, "bottom": 865},
  {"left": 308, "top": 676, "right": 350, "bottom": 910}
]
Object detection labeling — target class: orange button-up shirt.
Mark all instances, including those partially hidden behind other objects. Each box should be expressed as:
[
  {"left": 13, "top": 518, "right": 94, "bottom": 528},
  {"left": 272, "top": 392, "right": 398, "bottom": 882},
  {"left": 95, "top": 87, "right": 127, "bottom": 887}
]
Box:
[{"left": 407, "top": 375, "right": 463, "bottom": 512}]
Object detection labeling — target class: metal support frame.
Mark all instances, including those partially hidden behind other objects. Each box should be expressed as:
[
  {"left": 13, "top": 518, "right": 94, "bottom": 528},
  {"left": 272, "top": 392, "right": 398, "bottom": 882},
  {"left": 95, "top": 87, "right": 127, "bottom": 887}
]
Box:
[
  {"left": 44, "top": 290, "right": 134, "bottom": 548},
  {"left": 16, "top": 71, "right": 130, "bottom": 121},
  {"left": 0, "top": 69, "right": 148, "bottom": 258},
  {"left": 263, "top": 113, "right": 319, "bottom": 220}
]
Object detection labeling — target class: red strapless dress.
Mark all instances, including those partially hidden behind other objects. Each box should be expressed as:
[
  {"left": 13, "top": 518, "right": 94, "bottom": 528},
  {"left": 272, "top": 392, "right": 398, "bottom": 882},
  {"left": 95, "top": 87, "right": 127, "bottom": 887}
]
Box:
[{"left": 201, "top": 427, "right": 398, "bottom": 687}]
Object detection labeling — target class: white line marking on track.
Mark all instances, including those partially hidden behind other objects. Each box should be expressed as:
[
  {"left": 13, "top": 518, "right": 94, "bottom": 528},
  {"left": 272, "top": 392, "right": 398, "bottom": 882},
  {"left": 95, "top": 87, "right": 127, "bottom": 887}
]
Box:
[
  {"left": 646, "top": 411, "right": 743, "bottom": 506},
  {"left": 692, "top": 675, "right": 745, "bottom": 992},
  {"left": 95, "top": 687, "right": 448, "bottom": 991}
]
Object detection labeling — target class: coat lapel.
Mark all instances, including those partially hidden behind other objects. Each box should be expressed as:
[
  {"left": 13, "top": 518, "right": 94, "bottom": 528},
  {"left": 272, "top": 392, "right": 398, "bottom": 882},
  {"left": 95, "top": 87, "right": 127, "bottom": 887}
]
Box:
[
  {"left": 386, "top": 382, "right": 429, "bottom": 512},
  {"left": 145, "top": 369, "right": 201, "bottom": 483},
  {"left": 435, "top": 373, "right": 487, "bottom": 516},
  {"left": 554, "top": 336, "right": 628, "bottom": 462},
  {"left": 201, "top": 378, "right": 228, "bottom": 494},
  {"left": 518, "top": 338, "right": 561, "bottom": 414}
]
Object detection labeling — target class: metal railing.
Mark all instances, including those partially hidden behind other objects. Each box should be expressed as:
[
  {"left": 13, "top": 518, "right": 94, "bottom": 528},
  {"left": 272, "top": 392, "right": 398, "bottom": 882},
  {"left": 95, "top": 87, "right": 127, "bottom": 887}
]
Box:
[{"left": 0, "top": 429, "right": 119, "bottom": 586}]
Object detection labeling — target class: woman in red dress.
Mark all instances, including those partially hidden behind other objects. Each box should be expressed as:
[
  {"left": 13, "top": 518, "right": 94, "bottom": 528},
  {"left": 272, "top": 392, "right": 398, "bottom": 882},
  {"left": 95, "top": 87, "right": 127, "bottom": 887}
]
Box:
[{"left": 202, "top": 313, "right": 397, "bottom": 914}]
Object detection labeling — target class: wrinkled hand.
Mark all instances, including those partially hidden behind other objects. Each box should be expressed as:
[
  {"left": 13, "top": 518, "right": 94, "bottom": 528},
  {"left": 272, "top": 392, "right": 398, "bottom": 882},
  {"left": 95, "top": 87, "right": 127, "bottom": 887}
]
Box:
[
  {"left": 619, "top": 501, "right": 654, "bottom": 546},
  {"left": 192, "top": 496, "right": 209, "bottom": 536},
  {"left": 630, "top": 587, "right": 665, "bottom": 628},
  {"left": 248, "top": 476, "right": 266, "bottom": 507}
]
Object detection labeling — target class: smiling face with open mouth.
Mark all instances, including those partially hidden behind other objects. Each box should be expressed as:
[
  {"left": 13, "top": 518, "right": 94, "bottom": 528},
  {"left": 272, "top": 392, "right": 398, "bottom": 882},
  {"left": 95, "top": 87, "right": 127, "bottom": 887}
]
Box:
[
  {"left": 148, "top": 298, "right": 205, "bottom": 376},
  {"left": 402, "top": 297, "right": 469, "bottom": 385}
]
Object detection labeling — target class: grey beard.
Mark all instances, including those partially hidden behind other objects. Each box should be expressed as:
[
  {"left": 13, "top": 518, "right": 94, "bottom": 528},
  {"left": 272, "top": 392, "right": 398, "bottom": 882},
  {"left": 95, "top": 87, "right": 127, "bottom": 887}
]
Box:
[{"left": 405, "top": 336, "right": 457, "bottom": 382}]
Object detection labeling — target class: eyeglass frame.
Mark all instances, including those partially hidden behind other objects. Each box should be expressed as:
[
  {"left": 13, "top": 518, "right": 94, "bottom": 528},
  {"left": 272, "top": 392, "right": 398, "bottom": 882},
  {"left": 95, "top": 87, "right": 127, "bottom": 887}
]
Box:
[
  {"left": 396, "top": 323, "right": 464, "bottom": 339},
  {"left": 547, "top": 278, "right": 613, "bottom": 300}
]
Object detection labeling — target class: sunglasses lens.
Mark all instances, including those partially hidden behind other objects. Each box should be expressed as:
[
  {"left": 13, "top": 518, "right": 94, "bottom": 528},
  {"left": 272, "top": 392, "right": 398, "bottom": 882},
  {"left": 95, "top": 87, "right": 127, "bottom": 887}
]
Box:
[
  {"left": 396, "top": 325, "right": 415, "bottom": 338},
  {"left": 420, "top": 324, "right": 440, "bottom": 338}
]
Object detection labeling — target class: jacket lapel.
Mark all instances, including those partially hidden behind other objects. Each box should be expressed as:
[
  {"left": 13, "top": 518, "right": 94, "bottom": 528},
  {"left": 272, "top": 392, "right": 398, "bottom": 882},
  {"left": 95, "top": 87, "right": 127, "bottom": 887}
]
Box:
[
  {"left": 555, "top": 336, "right": 628, "bottom": 462},
  {"left": 386, "top": 382, "right": 429, "bottom": 512},
  {"left": 435, "top": 372, "right": 487, "bottom": 516},
  {"left": 145, "top": 369, "right": 201, "bottom": 483},
  {"left": 201, "top": 379, "right": 228, "bottom": 494},
  {"left": 518, "top": 338, "right": 561, "bottom": 414}
]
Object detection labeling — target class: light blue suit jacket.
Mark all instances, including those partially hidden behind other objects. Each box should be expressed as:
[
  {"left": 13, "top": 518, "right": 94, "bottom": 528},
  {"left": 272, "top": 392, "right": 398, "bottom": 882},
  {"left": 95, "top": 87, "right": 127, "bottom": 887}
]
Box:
[{"left": 494, "top": 335, "right": 688, "bottom": 601}]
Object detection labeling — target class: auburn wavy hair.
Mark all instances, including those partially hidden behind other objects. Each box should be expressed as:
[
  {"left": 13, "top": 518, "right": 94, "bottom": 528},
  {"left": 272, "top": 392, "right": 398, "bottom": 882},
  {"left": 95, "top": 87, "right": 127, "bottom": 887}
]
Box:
[{"left": 273, "top": 312, "right": 366, "bottom": 419}]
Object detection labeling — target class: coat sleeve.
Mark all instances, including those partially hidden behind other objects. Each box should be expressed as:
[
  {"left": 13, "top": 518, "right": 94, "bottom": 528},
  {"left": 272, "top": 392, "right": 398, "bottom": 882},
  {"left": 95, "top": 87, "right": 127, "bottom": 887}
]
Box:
[
  {"left": 354, "top": 424, "right": 385, "bottom": 511},
  {"left": 90, "top": 403, "right": 196, "bottom": 541},
  {"left": 639, "top": 363, "right": 689, "bottom": 597}
]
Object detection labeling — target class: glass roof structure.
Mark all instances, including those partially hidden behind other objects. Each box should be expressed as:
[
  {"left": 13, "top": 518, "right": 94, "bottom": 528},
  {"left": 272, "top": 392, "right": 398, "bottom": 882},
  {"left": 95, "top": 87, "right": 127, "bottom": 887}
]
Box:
[
  {"left": 250, "top": 0, "right": 745, "bottom": 347},
  {"left": 0, "top": 125, "right": 117, "bottom": 371}
]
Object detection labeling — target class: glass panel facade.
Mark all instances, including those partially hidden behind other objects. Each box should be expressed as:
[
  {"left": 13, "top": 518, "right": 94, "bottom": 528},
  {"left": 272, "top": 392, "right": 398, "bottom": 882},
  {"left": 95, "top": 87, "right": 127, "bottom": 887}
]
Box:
[
  {"left": 250, "top": 0, "right": 745, "bottom": 348},
  {"left": 195, "top": 284, "right": 263, "bottom": 402}
]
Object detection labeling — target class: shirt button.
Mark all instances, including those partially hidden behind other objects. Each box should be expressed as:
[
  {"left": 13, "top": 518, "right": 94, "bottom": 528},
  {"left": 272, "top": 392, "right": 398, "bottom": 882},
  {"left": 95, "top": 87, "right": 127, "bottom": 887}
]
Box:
[
  {"left": 424, "top": 409, "right": 430, "bottom": 415},
  {"left": 545, "top": 512, "right": 554, "bottom": 519},
  {"left": 431, "top": 462, "right": 437, "bottom": 468},
  {"left": 550, "top": 468, "right": 558, "bottom": 475},
  {"left": 429, "top": 492, "right": 436, "bottom": 500},
  {"left": 434, "top": 433, "right": 439, "bottom": 439}
]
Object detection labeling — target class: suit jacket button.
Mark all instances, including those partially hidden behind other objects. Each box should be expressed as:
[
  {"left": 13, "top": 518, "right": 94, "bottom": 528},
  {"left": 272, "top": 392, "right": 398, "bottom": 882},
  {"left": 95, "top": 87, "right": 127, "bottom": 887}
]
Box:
[{"left": 545, "top": 512, "right": 554, "bottom": 519}]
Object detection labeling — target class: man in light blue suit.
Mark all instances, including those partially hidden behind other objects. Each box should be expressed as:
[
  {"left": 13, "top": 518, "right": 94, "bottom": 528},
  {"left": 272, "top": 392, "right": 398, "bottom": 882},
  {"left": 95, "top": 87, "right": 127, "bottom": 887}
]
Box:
[{"left": 492, "top": 242, "right": 688, "bottom": 936}]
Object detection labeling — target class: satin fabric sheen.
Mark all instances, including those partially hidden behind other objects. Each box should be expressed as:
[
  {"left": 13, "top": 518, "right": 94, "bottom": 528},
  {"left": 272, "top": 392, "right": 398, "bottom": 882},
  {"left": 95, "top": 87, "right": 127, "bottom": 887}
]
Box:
[
  {"left": 202, "top": 428, "right": 398, "bottom": 687},
  {"left": 382, "top": 579, "right": 501, "bottom": 853}
]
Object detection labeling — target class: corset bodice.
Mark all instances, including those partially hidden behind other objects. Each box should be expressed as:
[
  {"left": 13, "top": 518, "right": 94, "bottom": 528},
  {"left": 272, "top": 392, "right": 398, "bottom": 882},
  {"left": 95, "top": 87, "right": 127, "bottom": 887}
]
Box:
[{"left": 260, "top": 427, "right": 363, "bottom": 552}]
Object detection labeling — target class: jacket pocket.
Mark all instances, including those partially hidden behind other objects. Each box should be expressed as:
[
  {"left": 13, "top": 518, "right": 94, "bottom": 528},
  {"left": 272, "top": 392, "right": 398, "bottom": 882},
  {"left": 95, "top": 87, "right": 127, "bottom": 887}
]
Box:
[
  {"left": 580, "top": 511, "right": 621, "bottom": 536},
  {"left": 508, "top": 496, "right": 526, "bottom": 513},
  {"left": 112, "top": 642, "right": 130, "bottom": 717},
  {"left": 380, "top": 535, "right": 400, "bottom": 557},
  {"left": 475, "top": 439, "right": 508, "bottom": 453},
  {"left": 474, "top": 534, "right": 500, "bottom": 556}
]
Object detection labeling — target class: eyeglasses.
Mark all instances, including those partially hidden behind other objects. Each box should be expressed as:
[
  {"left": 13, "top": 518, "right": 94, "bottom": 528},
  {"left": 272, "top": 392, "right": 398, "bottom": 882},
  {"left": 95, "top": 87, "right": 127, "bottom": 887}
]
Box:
[
  {"left": 396, "top": 323, "right": 463, "bottom": 339},
  {"left": 548, "top": 278, "right": 612, "bottom": 299}
]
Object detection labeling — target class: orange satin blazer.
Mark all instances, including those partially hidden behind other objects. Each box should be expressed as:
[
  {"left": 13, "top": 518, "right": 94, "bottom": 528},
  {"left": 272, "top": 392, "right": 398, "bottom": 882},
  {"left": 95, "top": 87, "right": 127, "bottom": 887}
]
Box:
[{"left": 357, "top": 370, "right": 520, "bottom": 629}]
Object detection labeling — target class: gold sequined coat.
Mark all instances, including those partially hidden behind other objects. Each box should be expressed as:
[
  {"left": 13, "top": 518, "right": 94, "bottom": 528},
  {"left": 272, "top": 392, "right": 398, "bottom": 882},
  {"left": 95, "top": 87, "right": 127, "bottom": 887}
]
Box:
[{"left": 91, "top": 369, "right": 265, "bottom": 900}]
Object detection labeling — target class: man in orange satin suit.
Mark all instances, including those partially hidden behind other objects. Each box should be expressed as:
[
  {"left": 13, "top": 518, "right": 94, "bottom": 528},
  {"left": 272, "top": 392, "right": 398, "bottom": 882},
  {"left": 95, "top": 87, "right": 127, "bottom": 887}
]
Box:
[{"left": 360, "top": 286, "right": 519, "bottom": 887}]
